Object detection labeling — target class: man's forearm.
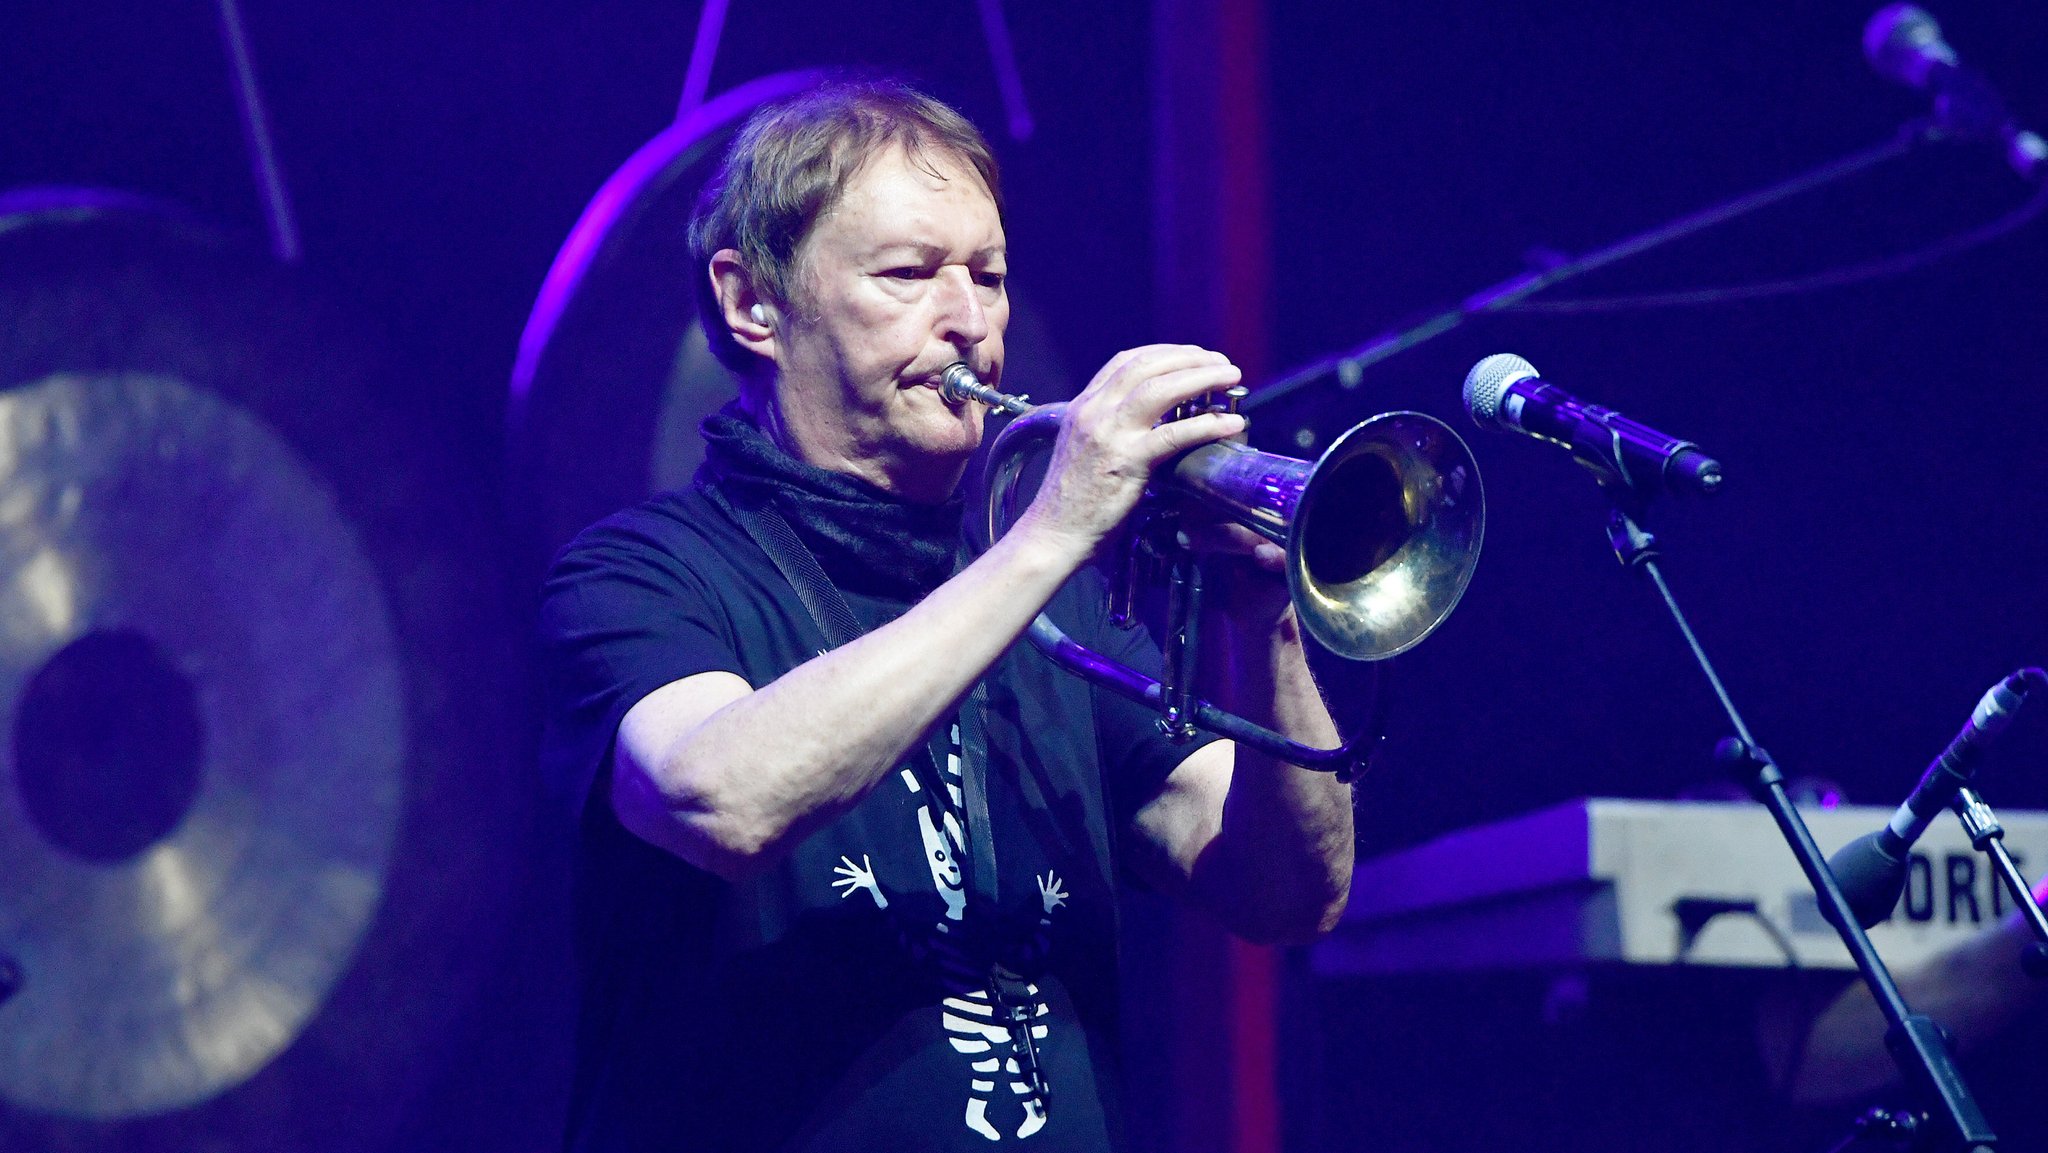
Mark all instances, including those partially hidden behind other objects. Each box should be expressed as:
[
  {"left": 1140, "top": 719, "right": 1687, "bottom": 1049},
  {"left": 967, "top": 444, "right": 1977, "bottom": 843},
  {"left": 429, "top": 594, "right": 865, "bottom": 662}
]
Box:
[
  {"left": 618, "top": 520, "right": 1089, "bottom": 877},
  {"left": 1194, "top": 607, "right": 1356, "bottom": 941}
]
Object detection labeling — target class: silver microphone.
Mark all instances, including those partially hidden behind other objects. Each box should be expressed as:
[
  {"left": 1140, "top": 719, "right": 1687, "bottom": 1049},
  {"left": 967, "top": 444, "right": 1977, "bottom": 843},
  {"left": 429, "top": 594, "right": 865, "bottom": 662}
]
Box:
[{"left": 1462, "top": 354, "right": 1723, "bottom": 496}]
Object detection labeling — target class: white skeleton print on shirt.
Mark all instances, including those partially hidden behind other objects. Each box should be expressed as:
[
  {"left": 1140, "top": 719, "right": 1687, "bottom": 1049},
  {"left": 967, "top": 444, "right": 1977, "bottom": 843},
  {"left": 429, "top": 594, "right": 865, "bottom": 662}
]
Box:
[{"left": 827, "top": 720, "right": 1065, "bottom": 1142}]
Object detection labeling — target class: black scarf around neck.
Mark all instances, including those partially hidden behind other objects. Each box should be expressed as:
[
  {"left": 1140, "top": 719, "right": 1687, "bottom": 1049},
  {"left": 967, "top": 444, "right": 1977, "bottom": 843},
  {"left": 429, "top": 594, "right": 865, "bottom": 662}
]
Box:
[{"left": 698, "top": 403, "right": 965, "bottom": 600}]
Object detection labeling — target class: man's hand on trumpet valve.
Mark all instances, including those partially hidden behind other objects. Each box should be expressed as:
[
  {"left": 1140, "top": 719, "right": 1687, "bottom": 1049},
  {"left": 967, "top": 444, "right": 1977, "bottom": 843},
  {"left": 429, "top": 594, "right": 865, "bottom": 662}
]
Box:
[{"left": 1011, "top": 343, "right": 1246, "bottom": 564}]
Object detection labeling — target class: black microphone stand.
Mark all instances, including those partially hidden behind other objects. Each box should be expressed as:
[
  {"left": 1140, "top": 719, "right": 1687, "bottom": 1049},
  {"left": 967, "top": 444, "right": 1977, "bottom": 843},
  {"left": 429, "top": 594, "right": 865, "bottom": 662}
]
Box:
[
  {"left": 1592, "top": 473, "right": 1997, "bottom": 1153},
  {"left": 1949, "top": 785, "right": 2048, "bottom": 979}
]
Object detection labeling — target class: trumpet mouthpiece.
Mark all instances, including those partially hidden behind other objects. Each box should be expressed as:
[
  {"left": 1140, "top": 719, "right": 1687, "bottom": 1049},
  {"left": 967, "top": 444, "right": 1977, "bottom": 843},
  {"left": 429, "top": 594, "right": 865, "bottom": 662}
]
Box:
[
  {"left": 940, "top": 362, "right": 1032, "bottom": 415},
  {"left": 940, "top": 362, "right": 984, "bottom": 406}
]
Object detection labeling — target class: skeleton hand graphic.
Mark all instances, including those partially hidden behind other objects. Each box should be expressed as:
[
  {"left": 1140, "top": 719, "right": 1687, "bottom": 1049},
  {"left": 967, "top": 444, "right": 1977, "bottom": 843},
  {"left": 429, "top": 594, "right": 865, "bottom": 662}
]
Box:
[
  {"left": 1037, "top": 872, "right": 1068, "bottom": 915},
  {"left": 832, "top": 854, "right": 888, "bottom": 909}
]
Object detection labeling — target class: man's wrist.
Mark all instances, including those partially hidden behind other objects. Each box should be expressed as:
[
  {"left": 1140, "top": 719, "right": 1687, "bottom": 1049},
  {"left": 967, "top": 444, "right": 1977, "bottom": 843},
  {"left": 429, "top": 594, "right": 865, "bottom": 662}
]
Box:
[{"left": 991, "top": 509, "right": 1097, "bottom": 583}]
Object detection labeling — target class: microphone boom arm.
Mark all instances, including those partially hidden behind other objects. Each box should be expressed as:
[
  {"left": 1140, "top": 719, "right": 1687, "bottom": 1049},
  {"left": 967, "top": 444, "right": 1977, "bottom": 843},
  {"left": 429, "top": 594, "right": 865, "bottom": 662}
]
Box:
[{"left": 1244, "top": 119, "right": 1937, "bottom": 415}]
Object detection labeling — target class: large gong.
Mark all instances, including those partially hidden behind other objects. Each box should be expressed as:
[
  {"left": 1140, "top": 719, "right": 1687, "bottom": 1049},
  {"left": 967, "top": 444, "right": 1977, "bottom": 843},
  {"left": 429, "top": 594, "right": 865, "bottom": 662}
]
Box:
[
  {"left": 0, "top": 369, "right": 405, "bottom": 1116},
  {"left": 508, "top": 71, "right": 1077, "bottom": 579},
  {"left": 0, "top": 191, "right": 526, "bottom": 1151}
]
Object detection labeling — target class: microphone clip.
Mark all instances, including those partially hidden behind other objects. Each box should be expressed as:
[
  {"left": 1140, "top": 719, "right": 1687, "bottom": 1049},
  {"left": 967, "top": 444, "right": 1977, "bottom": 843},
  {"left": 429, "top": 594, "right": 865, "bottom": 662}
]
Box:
[{"left": 1604, "top": 506, "right": 1660, "bottom": 569}]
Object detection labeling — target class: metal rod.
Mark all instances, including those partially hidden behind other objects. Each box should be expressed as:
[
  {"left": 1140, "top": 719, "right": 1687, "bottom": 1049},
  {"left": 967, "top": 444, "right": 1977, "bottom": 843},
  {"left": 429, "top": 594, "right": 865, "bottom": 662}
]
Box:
[
  {"left": 1640, "top": 556, "right": 1757, "bottom": 749},
  {"left": 1615, "top": 518, "right": 1995, "bottom": 1149},
  {"left": 973, "top": 0, "right": 1036, "bottom": 142},
  {"left": 678, "top": 0, "right": 733, "bottom": 121},
  {"left": 1243, "top": 121, "right": 1930, "bottom": 414},
  {"left": 215, "top": 0, "right": 301, "bottom": 263},
  {"left": 1954, "top": 787, "right": 2048, "bottom": 954}
]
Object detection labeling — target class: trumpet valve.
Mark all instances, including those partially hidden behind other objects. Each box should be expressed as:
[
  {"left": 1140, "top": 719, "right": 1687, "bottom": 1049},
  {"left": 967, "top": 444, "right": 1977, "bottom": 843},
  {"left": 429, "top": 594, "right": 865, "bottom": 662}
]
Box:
[{"left": 1169, "top": 386, "right": 1252, "bottom": 433}]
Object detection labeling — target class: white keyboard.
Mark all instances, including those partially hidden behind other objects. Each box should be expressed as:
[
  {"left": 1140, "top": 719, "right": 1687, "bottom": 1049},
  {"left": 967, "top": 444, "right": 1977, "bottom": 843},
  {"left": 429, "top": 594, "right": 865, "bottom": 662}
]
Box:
[{"left": 1314, "top": 798, "right": 2048, "bottom": 975}]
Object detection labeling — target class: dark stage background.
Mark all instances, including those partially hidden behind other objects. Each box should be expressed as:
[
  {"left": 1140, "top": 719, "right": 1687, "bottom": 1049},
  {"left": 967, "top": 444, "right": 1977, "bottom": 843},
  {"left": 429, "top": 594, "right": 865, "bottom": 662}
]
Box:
[{"left": 2, "top": 2, "right": 2044, "bottom": 1151}]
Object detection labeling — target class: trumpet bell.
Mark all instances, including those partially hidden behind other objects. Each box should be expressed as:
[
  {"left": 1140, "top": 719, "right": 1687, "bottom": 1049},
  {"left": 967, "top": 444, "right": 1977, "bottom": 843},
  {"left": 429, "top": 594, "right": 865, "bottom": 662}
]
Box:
[
  {"left": 1158, "top": 410, "right": 1483, "bottom": 660},
  {"left": 962, "top": 369, "right": 1483, "bottom": 772},
  {"left": 1284, "top": 412, "right": 1484, "bottom": 660}
]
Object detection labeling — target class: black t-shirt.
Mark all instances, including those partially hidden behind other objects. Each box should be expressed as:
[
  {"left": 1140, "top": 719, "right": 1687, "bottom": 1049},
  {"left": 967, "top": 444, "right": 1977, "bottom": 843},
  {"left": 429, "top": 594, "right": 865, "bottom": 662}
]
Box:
[{"left": 539, "top": 480, "right": 1214, "bottom": 1153}]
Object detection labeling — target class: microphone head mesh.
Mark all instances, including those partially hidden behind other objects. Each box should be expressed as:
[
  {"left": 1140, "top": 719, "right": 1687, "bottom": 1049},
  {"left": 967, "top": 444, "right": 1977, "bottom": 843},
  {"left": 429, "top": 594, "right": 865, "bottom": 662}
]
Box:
[
  {"left": 1462, "top": 353, "right": 1538, "bottom": 425},
  {"left": 1864, "top": 4, "right": 1955, "bottom": 89}
]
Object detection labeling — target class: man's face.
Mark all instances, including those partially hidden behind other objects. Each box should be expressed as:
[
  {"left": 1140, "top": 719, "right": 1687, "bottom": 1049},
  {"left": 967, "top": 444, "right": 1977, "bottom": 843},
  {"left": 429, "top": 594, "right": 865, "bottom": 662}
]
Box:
[{"left": 769, "top": 141, "right": 1008, "bottom": 501}]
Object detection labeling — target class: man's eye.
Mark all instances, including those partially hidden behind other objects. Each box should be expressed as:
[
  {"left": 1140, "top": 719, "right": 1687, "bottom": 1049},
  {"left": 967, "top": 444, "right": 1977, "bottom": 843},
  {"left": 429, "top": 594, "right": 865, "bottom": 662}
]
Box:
[
  {"left": 976, "top": 272, "right": 1006, "bottom": 290},
  {"left": 884, "top": 267, "right": 929, "bottom": 280}
]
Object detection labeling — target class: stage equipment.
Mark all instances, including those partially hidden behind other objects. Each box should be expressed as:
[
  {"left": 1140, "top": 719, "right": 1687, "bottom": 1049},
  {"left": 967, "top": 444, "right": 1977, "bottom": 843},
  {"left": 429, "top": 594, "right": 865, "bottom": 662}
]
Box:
[
  {"left": 1244, "top": 5, "right": 2045, "bottom": 426},
  {"left": 672, "top": 0, "right": 1035, "bottom": 140},
  {"left": 1462, "top": 354, "right": 1722, "bottom": 498},
  {"left": 1865, "top": 4, "right": 2047, "bottom": 183},
  {"left": 1314, "top": 798, "right": 2048, "bottom": 976},
  {"left": 0, "top": 370, "right": 404, "bottom": 1118},
  {"left": 0, "top": 191, "right": 523, "bottom": 1153},
  {"left": 214, "top": 0, "right": 300, "bottom": 261},
  {"left": 1829, "top": 670, "right": 2046, "bottom": 929},
  {"left": 951, "top": 363, "right": 1483, "bottom": 777},
  {"left": 509, "top": 71, "right": 1074, "bottom": 583},
  {"left": 1945, "top": 785, "right": 2048, "bottom": 980},
  {"left": 1458, "top": 350, "right": 2001, "bottom": 1153}
]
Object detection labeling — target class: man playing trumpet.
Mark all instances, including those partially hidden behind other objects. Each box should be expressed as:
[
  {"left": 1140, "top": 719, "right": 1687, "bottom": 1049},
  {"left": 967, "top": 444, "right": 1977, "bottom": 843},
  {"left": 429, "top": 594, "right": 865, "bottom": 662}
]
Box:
[{"left": 540, "top": 77, "right": 1351, "bottom": 1152}]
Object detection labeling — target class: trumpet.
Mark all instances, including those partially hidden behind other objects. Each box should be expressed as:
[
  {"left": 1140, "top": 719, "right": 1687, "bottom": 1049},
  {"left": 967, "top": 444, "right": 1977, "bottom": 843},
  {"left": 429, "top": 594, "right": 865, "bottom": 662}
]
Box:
[{"left": 944, "top": 362, "right": 1485, "bottom": 777}]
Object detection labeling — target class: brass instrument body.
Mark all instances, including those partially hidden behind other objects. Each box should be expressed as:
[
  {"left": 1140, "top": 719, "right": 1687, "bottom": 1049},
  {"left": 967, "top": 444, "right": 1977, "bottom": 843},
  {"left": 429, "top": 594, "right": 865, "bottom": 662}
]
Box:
[{"left": 950, "top": 363, "right": 1485, "bottom": 777}]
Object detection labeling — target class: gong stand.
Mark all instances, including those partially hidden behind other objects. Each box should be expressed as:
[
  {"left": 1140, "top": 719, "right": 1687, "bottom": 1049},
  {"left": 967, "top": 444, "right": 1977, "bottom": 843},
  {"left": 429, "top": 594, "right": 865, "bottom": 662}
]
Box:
[
  {"left": 1588, "top": 462, "right": 1997, "bottom": 1153},
  {"left": 674, "top": 0, "right": 1036, "bottom": 140}
]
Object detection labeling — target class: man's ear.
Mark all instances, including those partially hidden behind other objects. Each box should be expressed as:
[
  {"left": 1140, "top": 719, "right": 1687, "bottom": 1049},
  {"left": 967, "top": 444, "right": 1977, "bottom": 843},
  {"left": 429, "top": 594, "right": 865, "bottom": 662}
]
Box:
[{"left": 709, "top": 250, "right": 780, "bottom": 363}]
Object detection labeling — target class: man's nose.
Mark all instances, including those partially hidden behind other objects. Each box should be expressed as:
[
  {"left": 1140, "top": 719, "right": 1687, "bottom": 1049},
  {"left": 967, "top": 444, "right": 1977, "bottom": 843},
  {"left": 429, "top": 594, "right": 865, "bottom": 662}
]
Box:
[{"left": 935, "top": 269, "right": 989, "bottom": 345}]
